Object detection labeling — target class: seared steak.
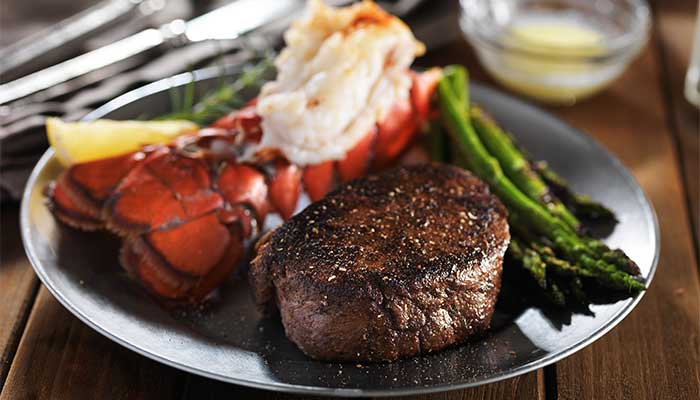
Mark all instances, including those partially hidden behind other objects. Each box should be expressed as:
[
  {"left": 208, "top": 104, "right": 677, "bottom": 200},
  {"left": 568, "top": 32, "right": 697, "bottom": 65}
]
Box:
[{"left": 249, "top": 163, "right": 510, "bottom": 362}]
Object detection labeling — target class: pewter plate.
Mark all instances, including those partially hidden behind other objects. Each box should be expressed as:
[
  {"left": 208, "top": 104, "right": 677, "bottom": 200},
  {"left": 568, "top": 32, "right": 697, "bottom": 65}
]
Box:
[{"left": 21, "top": 65, "right": 659, "bottom": 397}]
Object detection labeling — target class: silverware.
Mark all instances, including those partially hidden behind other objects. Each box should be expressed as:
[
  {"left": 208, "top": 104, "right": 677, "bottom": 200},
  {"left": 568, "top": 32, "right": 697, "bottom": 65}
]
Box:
[
  {"left": 0, "top": 0, "right": 303, "bottom": 105},
  {"left": 0, "top": 0, "right": 148, "bottom": 79}
]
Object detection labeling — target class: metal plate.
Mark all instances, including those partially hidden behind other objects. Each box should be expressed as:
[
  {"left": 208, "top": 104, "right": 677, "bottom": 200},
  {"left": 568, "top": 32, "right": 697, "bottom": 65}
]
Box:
[{"left": 20, "top": 65, "right": 659, "bottom": 397}]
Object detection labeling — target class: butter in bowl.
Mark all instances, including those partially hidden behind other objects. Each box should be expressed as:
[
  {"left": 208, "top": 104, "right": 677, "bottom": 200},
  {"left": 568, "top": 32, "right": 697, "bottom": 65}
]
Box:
[{"left": 460, "top": 0, "right": 651, "bottom": 104}]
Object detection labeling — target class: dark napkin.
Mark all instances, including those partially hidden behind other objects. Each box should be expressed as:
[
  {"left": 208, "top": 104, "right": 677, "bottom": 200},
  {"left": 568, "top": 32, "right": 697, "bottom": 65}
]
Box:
[{"left": 0, "top": 0, "right": 460, "bottom": 203}]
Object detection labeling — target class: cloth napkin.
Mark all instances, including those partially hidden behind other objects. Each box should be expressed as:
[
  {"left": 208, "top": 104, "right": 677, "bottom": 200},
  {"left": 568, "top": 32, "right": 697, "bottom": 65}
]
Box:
[{"left": 0, "top": 0, "right": 460, "bottom": 203}]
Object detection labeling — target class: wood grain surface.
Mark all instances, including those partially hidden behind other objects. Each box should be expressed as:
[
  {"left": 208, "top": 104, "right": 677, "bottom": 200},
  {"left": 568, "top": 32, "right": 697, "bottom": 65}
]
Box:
[
  {"left": 655, "top": 0, "right": 700, "bottom": 255},
  {"left": 0, "top": 206, "right": 38, "bottom": 387},
  {"left": 0, "top": 288, "right": 185, "bottom": 400},
  {"left": 1, "top": 1, "right": 699, "bottom": 399}
]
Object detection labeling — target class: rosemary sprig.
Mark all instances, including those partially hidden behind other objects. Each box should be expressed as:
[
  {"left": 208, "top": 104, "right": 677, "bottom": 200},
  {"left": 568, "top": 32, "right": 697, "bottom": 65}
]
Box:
[{"left": 159, "top": 56, "right": 275, "bottom": 125}]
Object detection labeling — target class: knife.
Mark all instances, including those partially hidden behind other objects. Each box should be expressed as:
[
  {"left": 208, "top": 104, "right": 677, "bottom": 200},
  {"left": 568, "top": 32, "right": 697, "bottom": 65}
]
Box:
[{"left": 0, "top": 0, "right": 303, "bottom": 105}]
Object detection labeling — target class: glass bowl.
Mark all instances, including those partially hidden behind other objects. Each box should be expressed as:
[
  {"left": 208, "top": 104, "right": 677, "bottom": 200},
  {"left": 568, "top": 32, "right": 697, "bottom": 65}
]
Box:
[{"left": 460, "top": 0, "right": 651, "bottom": 104}]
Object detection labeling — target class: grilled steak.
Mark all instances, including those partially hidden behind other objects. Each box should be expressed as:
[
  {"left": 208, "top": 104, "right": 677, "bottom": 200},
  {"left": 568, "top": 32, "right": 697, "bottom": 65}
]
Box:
[{"left": 249, "top": 163, "right": 510, "bottom": 362}]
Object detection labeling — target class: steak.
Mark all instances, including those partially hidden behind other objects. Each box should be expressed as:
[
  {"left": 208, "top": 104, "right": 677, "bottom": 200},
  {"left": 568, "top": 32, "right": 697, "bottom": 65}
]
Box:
[{"left": 249, "top": 163, "right": 510, "bottom": 362}]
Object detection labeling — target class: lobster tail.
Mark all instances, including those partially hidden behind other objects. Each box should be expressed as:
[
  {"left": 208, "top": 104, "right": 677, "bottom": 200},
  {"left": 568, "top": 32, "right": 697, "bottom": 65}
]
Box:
[
  {"left": 216, "top": 162, "right": 269, "bottom": 226},
  {"left": 48, "top": 69, "right": 441, "bottom": 304},
  {"left": 268, "top": 160, "right": 302, "bottom": 221}
]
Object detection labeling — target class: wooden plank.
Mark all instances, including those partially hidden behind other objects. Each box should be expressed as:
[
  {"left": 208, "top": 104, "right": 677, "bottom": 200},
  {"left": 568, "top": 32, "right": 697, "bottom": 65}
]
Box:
[
  {"left": 0, "top": 205, "right": 39, "bottom": 388},
  {"left": 655, "top": 0, "right": 700, "bottom": 256},
  {"left": 0, "top": 287, "right": 184, "bottom": 400},
  {"left": 547, "top": 36, "right": 700, "bottom": 400},
  {"left": 390, "top": 370, "right": 543, "bottom": 400},
  {"left": 182, "top": 377, "right": 329, "bottom": 400}
]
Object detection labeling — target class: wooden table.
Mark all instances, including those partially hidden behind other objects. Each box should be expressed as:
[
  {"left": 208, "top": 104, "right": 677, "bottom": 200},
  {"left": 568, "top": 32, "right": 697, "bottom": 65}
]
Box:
[{"left": 1, "top": 1, "right": 698, "bottom": 399}]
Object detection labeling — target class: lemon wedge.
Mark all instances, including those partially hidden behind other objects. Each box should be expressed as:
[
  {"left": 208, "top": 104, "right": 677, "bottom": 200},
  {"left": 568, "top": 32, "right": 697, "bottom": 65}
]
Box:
[{"left": 47, "top": 118, "right": 199, "bottom": 166}]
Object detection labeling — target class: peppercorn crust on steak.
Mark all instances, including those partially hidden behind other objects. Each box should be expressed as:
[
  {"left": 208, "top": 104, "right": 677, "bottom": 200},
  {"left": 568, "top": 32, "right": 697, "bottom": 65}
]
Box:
[{"left": 249, "top": 164, "right": 510, "bottom": 362}]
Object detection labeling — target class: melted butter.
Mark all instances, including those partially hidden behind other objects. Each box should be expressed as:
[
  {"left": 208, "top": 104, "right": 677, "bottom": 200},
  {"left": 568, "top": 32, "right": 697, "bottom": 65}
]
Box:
[
  {"left": 489, "top": 18, "right": 612, "bottom": 104},
  {"left": 508, "top": 22, "right": 604, "bottom": 53}
]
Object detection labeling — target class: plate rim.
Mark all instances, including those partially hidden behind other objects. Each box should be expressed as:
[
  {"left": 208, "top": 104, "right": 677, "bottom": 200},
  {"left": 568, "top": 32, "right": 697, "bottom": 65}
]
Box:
[{"left": 20, "top": 65, "right": 661, "bottom": 398}]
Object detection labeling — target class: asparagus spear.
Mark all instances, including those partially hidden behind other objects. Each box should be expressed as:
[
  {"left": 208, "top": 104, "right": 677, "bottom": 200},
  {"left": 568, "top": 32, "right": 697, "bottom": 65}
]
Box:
[
  {"left": 510, "top": 238, "right": 569, "bottom": 306},
  {"left": 584, "top": 239, "right": 641, "bottom": 275},
  {"left": 510, "top": 213, "right": 589, "bottom": 304},
  {"left": 470, "top": 106, "right": 581, "bottom": 231},
  {"left": 427, "top": 122, "right": 447, "bottom": 162},
  {"left": 546, "top": 278, "right": 567, "bottom": 306},
  {"left": 533, "top": 160, "right": 617, "bottom": 223},
  {"left": 471, "top": 108, "right": 627, "bottom": 288},
  {"left": 437, "top": 67, "right": 645, "bottom": 294},
  {"left": 530, "top": 241, "right": 593, "bottom": 278},
  {"left": 509, "top": 238, "right": 547, "bottom": 288},
  {"left": 569, "top": 276, "right": 587, "bottom": 304},
  {"left": 443, "top": 65, "right": 468, "bottom": 108}
]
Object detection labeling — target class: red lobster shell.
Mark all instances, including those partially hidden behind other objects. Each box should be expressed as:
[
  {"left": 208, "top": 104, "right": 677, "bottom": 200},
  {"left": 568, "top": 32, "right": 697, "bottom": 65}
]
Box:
[{"left": 48, "top": 69, "right": 441, "bottom": 303}]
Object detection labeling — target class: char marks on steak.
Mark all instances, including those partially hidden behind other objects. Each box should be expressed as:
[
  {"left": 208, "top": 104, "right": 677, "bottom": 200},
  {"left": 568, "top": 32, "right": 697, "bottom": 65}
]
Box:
[{"left": 249, "top": 163, "right": 510, "bottom": 362}]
